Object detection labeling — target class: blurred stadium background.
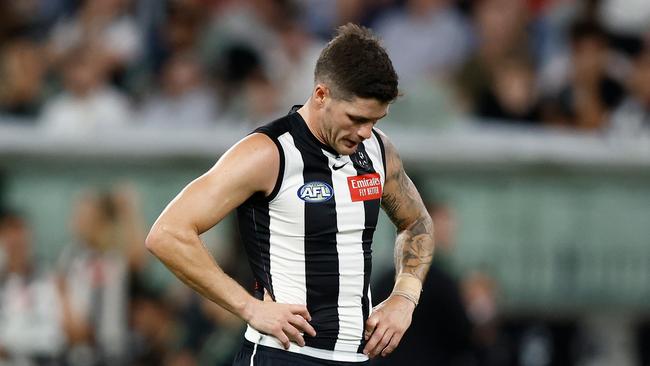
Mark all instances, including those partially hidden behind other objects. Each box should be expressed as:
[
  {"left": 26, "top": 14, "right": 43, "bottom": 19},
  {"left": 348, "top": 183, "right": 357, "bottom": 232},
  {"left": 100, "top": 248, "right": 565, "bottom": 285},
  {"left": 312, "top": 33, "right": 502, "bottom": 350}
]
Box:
[{"left": 1, "top": 0, "right": 650, "bottom": 365}]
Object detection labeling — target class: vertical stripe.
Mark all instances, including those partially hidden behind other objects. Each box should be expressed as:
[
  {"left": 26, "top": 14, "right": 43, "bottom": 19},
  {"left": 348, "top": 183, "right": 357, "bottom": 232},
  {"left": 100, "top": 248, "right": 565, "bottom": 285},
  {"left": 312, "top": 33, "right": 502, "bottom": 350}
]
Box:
[
  {"left": 326, "top": 152, "right": 367, "bottom": 353},
  {"left": 371, "top": 129, "right": 386, "bottom": 179},
  {"left": 353, "top": 141, "right": 381, "bottom": 353},
  {"left": 236, "top": 201, "right": 274, "bottom": 300},
  {"left": 253, "top": 202, "right": 273, "bottom": 299},
  {"left": 292, "top": 130, "right": 340, "bottom": 351},
  {"left": 249, "top": 343, "right": 258, "bottom": 366},
  {"left": 269, "top": 133, "right": 307, "bottom": 305}
]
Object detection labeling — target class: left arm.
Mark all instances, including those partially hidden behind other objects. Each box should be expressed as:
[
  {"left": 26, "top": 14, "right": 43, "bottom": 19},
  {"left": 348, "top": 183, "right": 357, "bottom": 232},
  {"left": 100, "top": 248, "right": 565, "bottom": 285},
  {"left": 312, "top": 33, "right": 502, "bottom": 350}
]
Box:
[{"left": 363, "top": 130, "right": 434, "bottom": 358}]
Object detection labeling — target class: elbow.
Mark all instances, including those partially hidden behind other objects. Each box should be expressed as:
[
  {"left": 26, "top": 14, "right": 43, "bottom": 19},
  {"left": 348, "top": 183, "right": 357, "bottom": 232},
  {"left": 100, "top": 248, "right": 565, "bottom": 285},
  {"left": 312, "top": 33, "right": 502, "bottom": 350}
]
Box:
[
  {"left": 145, "top": 224, "right": 195, "bottom": 258},
  {"left": 145, "top": 226, "right": 167, "bottom": 257}
]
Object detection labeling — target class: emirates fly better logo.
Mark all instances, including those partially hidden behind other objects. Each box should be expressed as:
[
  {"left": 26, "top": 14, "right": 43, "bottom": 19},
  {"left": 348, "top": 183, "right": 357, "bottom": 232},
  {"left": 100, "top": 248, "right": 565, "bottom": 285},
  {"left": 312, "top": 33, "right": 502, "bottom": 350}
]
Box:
[
  {"left": 348, "top": 173, "right": 382, "bottom": 202},
  {"left": 297, "top": 181, "right": 334, "bottom": 203}
]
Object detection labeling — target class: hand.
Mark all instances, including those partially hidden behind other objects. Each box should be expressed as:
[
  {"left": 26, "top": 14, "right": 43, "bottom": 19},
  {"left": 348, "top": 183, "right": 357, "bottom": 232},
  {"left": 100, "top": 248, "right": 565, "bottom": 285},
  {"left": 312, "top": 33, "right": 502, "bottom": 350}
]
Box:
[
  {"left": 244, "top": 299, "right": 317, "bottom": 349},
  {"left": 363, "top": 294, "right": 415, "bottom": 358}
]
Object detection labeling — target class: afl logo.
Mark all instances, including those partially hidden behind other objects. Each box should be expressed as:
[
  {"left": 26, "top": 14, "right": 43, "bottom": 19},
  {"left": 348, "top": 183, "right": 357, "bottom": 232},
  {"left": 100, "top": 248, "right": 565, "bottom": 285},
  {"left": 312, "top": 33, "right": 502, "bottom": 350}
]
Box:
[{"left": 297, "top": 181, "right": 333, "bottom": 203}]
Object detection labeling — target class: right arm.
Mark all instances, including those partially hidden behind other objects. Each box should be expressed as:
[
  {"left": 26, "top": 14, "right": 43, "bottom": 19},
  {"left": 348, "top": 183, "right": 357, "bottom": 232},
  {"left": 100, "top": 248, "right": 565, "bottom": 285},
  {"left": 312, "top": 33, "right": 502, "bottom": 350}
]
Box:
[{"left": 145, "top": 133, "right": 315, "bottom": 348}]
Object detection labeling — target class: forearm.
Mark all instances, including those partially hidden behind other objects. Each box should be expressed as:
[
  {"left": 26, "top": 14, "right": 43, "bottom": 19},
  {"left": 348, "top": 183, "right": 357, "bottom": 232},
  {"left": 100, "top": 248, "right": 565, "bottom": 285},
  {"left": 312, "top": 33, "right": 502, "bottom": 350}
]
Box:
[
  {"left": 394, "top": 214, "right": 434, "bottom": 282},
  {"left": 146, "top": 225, "right": 256, "bottom": 321},
  {"left": 388, "top": 213, "right": 434, "bottom": 306}
]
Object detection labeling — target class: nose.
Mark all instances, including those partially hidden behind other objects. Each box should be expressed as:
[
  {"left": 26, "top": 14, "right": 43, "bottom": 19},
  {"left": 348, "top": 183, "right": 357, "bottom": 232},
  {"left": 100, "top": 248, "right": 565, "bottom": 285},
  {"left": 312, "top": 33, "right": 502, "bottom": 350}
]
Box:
[{"left": 357, "top": 122, "right": 374, "bottom": 141}]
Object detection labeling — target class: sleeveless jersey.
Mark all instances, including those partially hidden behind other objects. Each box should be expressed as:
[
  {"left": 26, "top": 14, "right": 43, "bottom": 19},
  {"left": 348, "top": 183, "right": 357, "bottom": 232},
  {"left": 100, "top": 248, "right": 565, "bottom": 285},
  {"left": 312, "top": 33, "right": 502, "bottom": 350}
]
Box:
[{"left": 236, "top": 106, "right": 386, "bottom": 362}]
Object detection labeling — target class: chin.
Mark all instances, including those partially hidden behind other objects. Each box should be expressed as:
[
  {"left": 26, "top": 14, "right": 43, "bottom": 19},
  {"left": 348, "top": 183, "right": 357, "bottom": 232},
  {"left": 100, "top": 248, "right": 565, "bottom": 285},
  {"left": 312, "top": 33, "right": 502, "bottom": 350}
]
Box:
[{"left": 338, "top": 145, "right": 357, "bottom": 156}]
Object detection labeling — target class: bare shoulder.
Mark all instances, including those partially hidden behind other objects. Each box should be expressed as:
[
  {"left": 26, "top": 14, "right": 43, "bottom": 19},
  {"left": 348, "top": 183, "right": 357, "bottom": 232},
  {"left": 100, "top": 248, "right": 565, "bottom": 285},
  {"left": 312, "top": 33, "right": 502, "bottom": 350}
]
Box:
[
  {"left": 203, "top": 132, "right": 280, "bottom": 197},
  {"left": 224, "top": 132, "right": 279, "bottom": 166}
]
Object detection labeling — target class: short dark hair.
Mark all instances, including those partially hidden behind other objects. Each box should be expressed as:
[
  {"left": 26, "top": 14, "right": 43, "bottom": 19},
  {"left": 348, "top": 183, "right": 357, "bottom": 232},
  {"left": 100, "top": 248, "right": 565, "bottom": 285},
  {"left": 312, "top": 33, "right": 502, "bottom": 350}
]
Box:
[{"left": 315, "top": 23, "right": 398, "bottom": 103}]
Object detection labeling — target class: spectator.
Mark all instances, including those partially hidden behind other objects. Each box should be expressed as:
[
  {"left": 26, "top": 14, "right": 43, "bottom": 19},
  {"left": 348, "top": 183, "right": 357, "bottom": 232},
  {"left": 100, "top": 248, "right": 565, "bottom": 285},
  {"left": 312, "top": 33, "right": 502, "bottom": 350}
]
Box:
[
  {"left": 201, "top": 0, "right": 287, "bottom": 71},
  {"left": 138, "top": 53, "right": 218, "bottom": 129},
  {"left": 0, "top": 37, "right": 49, "bottom": 119},
  {"left": 128, "top": 284, "right": 190, "bottom": 366},
  {"left": 145, "top": 0, "right": 210, "bottom": 75},
  {"left": 476, "top": 56, "right": 542, "bottom": 124},
  {"left": 40, "top": 45, "right": 132, "bottom": 135},
  {"left": 541, "top": 20, "right": 625, "bottom": 130},
  {"left": 48, "top": 0, "right": 142, "bottom": 81},
  {"left": 58, "top": 185, "right": 146, "bottom": 365},
  {"left": 462, "top": 271, "right": 509, "bottom": 366},
  {"left": 266, "top": 20, "right": 324, "bottom": 109},
  {"left": 0, "top": 209, "right": 66, "bottom": 364},
  {"left": 609, "top": 45, "right": 650, "bottom": 136},
  {"left": 296, "top": 0, "right": 374, "bottom": 40},
  {"left": 371, "top": 200, "right": 474, "bottom": 366},
  {"left": 214, "top": 43, "right": 281, "bottom": 126},
  {"left": 455, "top": 0, "right": 532, "bottom": 113},
  {"left": 374, "top": 0, "right": 473, "bottom": 85}
]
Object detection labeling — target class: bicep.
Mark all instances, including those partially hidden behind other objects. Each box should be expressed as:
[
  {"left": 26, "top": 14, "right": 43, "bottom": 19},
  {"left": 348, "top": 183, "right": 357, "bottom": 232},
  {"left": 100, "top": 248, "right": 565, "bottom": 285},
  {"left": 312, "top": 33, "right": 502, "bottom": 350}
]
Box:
[{"left": 156, "top": 133, "right": 279, "bottom": 234}]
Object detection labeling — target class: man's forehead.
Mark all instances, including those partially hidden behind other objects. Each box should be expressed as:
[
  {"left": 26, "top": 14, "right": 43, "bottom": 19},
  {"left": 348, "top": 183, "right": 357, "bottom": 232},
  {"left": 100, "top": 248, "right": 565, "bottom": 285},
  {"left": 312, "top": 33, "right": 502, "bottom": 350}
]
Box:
[{"left": 344, "top": 97, "right": 390, "bottom": 119}]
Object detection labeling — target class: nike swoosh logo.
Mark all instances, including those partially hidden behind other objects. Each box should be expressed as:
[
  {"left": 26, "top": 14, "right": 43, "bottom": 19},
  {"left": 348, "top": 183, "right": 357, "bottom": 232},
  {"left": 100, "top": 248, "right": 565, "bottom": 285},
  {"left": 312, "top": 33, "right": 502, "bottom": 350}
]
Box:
[{"left": 332, "top": 162, "right": 348, "bottom": 170}]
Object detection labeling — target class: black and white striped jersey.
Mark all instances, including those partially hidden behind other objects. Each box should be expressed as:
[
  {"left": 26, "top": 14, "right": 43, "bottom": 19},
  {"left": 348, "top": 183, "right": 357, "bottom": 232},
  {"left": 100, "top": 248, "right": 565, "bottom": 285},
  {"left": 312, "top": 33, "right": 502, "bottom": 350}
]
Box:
[{"left": 236, "top": 106, "right": 386, "bottom": 362}]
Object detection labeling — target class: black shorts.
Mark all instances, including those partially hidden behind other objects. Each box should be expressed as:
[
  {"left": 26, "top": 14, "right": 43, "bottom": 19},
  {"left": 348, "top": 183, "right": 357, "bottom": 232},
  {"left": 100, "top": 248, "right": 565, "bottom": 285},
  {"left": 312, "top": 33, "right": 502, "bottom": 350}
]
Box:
[{"left": 232, "top": 339, "right": 370, "bottom": 366}]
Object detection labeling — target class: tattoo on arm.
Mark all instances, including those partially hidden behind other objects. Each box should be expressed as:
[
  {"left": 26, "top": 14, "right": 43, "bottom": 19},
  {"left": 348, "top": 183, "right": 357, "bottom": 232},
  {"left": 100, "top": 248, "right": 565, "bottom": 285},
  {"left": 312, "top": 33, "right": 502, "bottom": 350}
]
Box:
[
  {"left": 394, "top": 216, "right": 434, "bottom": 281},
  {"left": 380, "top": 133, "right": 435, "bottom": 282}
]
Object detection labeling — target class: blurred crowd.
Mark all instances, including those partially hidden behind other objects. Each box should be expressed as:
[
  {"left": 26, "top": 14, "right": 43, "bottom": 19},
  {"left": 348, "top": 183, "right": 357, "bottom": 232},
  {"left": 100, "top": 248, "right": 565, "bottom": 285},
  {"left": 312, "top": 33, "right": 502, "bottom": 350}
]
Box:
[
  {"left": 3, "top": 0, "right": 650, "bottom": 365},
  {"left": 0, "top": 0, "right": 649, "bottom": 135},
  {"left": 3, "top": 182, "right": 649, "bottom": 365},
  {"left": 0, "top": 185, "right": 251, "bottom": 366}
]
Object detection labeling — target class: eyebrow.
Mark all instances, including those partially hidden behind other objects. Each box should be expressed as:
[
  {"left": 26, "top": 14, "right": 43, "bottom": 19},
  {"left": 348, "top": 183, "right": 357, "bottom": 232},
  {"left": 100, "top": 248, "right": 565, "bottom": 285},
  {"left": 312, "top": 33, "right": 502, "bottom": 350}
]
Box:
[{"left": 347, "top": 112, "right": 388, "bottom": 122}]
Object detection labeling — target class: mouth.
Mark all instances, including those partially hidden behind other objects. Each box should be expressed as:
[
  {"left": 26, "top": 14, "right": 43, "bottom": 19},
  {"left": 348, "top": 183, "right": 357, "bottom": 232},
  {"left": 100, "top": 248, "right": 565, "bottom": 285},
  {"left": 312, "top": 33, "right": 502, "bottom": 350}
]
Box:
[{"left": 343, "top": 139, "right": 359, "bottom": 149}]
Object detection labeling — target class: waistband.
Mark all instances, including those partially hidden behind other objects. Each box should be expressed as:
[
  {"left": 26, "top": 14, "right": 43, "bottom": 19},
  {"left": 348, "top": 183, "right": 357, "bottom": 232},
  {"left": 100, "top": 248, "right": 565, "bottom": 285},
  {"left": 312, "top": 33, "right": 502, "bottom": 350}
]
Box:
[{"left": 244, "top": 325, "right": 369, "bottom": 363}]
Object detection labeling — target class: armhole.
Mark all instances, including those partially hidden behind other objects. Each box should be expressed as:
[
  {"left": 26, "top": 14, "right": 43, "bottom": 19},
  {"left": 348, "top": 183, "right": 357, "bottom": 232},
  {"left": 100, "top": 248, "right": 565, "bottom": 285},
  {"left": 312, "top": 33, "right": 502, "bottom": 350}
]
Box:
[
  {"left": 256, "top": 131, "right": 285, "bottom": 202},
  {"left": 372, "top": 129, "right": 387, "bottom": 174}
]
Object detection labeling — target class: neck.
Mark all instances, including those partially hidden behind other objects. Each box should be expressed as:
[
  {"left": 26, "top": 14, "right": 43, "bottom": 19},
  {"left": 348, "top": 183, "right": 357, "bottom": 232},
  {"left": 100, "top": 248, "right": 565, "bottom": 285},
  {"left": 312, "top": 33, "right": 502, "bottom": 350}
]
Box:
[{"left": 297, "top": 98, "right": 328, "bottom": 146}]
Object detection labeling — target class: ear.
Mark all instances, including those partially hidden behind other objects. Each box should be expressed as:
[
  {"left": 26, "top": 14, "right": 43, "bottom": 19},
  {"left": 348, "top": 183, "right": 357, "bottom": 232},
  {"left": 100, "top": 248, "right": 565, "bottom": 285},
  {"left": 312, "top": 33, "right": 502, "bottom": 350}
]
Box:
[{"left": 313, "top": 84, "right": 329, "bottom": 107}]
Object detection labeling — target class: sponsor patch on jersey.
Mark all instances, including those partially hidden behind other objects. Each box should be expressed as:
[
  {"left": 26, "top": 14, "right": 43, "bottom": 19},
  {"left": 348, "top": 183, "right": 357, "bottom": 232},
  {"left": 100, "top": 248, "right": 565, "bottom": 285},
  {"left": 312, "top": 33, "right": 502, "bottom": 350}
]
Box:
[
  {"left": 348, "top": 173, "right": 382, "bottom": 202},
  {"left": 297, "top": 181, "right": 334, "bottom": 203}
]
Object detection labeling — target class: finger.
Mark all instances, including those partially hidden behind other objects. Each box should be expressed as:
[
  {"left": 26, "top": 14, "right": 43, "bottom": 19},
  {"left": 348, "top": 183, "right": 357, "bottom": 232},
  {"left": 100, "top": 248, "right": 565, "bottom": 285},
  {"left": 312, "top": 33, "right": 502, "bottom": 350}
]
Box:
[
  {"left": 289, "top": 314, "right": 317, "bottom": 337},
  {"left": 363, "top": 324, "right": 385, "bottom": 356},
  {"left": 381, "top": 332, "right": 402, "bottom": 357},
  {"left": 364, "top": 314, "right": 379, "bottom": 340},
  {"left": 283, "top": 324, "right": 305, "bottom": 347},
  {"left": 290, "top": 305, "right": 312, "bottom": 321},
  {"left": 370, "top": 331, "right": 393, "bottom": 358},
  {"left": 275, "top": 331, "right": 290, "bottom": 350}
]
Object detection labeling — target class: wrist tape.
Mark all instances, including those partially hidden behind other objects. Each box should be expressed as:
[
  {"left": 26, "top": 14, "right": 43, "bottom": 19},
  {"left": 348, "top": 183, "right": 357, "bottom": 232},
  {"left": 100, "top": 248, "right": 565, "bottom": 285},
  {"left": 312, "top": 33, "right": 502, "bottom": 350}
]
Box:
[{"left": 391, "top": 273, "right": 422, "bottom": 306}]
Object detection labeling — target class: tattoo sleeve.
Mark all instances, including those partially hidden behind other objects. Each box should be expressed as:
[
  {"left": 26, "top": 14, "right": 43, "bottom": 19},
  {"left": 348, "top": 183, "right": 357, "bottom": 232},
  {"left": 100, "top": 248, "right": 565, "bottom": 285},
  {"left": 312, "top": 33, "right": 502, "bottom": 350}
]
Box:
[{"left": 380, "top": 133, "right": 435, "bottom": 283}]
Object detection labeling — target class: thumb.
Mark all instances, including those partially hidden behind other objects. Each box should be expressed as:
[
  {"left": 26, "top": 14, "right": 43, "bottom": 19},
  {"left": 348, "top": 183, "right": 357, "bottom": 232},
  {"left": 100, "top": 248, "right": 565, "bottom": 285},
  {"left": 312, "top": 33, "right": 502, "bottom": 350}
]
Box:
[{"left": 365, "top": 313, "right": 379, "bottom": 340}]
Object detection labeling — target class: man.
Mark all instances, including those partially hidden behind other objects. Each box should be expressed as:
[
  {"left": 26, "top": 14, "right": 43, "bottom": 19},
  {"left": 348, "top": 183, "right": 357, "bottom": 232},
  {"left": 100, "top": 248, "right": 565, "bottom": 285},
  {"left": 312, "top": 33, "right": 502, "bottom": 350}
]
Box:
[
  {"left": 0, "top": 209, "right": 66, "bottom": 363},
  {"left": 146, "top": 24, "right": 434, "bottom": 365}
]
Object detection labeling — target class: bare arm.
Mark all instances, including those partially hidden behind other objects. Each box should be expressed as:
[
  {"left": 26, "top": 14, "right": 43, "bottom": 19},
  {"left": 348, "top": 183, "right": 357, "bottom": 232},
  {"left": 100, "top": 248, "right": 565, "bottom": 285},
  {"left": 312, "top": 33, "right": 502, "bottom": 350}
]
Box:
[
  {"left": 363, "top": 130, "right": 434, "bottom": 358},
  {"left": 145, "top": 133, "right": 315, "bottom": 348},
  {"left": 381, "top": 134, "right": 434, "bottom": 283}
]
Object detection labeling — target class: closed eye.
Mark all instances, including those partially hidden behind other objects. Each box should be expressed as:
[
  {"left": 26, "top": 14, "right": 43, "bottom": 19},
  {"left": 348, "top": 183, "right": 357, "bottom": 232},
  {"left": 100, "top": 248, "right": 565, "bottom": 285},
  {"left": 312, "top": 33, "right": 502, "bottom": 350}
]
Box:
[{"left": 347, "top": 113, "right": 386, "bottom": 124}]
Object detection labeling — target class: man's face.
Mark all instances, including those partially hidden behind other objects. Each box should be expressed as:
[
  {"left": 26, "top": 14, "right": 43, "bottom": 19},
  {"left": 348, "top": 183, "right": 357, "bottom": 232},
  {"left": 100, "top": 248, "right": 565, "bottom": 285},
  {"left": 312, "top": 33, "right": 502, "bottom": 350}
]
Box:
[
  {"left": 320, "top": 93, "right": 389, "bottom": 155},
  {"left": 0, "top": 217, "right": 32, "bottom": 269}
]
